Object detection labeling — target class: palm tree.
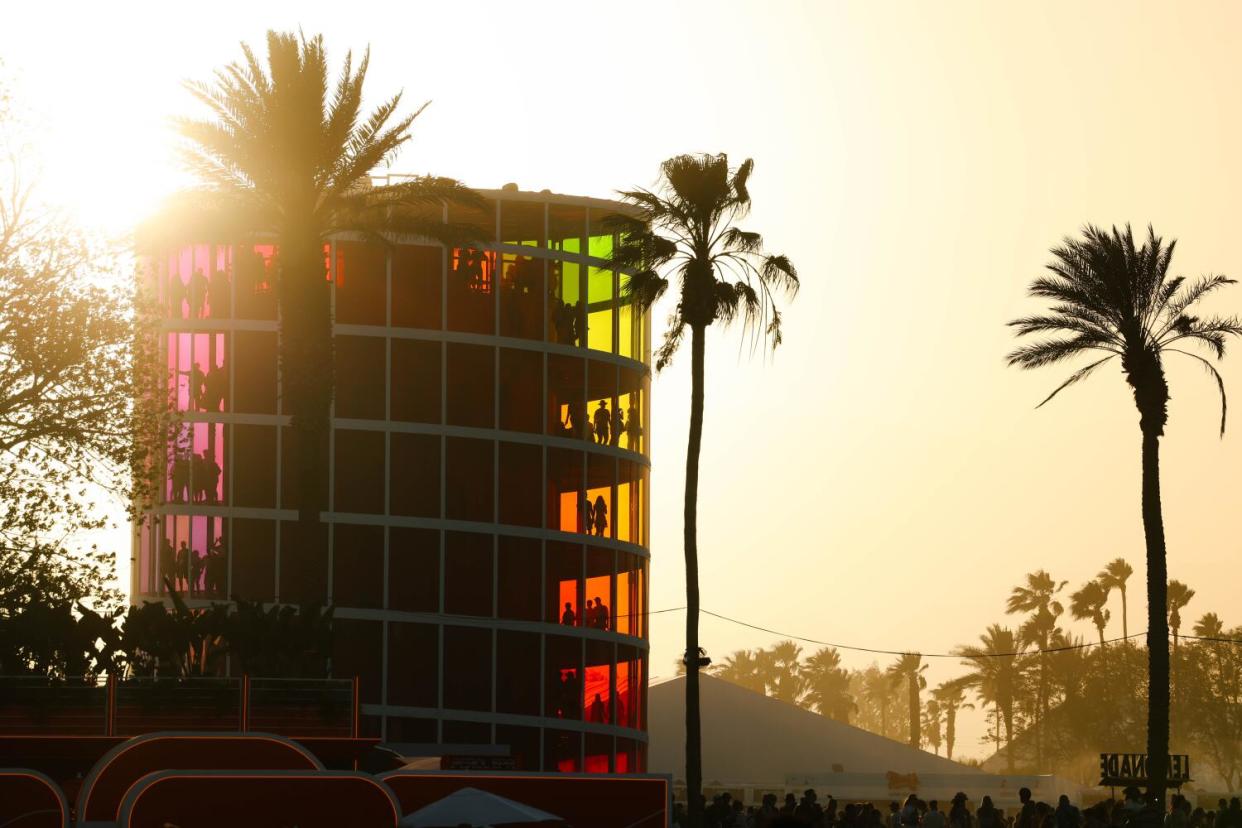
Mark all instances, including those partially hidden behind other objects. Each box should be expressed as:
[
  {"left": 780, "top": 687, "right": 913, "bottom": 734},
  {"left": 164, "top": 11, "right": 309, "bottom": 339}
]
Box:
[
  {"left": 923, "top": 699, "right": 943, "bottom": 755},
  {"left": 957, "top": 624, "right": 1024, "bottom": 772},
  {"left": 608, "top": 153, "right": 797, "bottom": 827},
  {"left": 932, "top": 679, "right": 974, "bottom": 761},
  {"left": 1193, "top": 612, "right": 1223, "bottom": 639},
  {"left": 887, "top": 653, "right": 928, "bottom": 749},
  {"left": 1166, "top": 580, "right": 1196, "bottom": 651},
  {"left": 1098, "top": 558, "right": 1135, "bottom": 641},
  {"left": 167, "top": 31, "right": 479, "bottom": 526},
  {"left": 803, "top": 647, "right": 856, "bottom": 722},
  {"left": 759, "top": 640, "right": 806, "bottom": 704},
  {"left": 1007, "top": 224, "right": 1242, "bottom": 799},
  {"left": 862, "top": 667, "right": 895, "bottom": 739},
  {"left": 711, "top": 649, "right": 766, "bottom": 694},
  {"left": 1007, "top": 570, "right": 1066, "bottom": 769},
  {"left": 1070, "top": 579, "right": 1112, "bottom": 647}
]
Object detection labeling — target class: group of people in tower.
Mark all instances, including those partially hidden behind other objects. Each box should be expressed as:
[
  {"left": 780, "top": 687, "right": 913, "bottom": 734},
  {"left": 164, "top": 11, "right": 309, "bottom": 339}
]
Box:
[
  {"left": 158, "top": 533, "right": 226, "bottom": 598},
  {"left": 561, "top": 596, "right": 612, "bottom": 630},
  {"left": 167, "top": 267, "right": 231, "bottom": 319},
  {"left": 180, "top": 360, "right": 228, "bottom": 412},
  {"left": 168, "top": 448, "right": 222, "bottom": 504},
  {"left": 560, "top": 398, "right": 643, "bottom": 449}
]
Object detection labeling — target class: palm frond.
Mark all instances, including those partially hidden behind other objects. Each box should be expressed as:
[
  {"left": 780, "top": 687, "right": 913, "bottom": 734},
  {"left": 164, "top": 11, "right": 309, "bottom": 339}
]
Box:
[{"left": 1166, "top": 348, "right": 1229, "bottom": 436}]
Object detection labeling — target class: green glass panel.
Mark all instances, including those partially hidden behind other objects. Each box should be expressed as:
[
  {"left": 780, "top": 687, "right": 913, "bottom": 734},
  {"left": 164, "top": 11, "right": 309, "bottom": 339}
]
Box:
[{"left": 587, "top": 234, "right": 613, "bottom": 260}]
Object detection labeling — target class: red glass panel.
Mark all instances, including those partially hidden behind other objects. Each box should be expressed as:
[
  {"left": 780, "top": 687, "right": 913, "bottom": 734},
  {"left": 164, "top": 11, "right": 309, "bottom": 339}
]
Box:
[
  {"left": 392, "top": 244, "right": 442, "bottom": 330},
  {"left": 585, "top": 732, "right": 612, "bottom": 773},
  {"left": 447, "top": 248, "right": 496, "bottom": 334},
  {"left": 499, "top": 253, "right": 544, "bottom": 340},
  {"left": 545, "top": 729, "right": 581, "bottom": 773}
]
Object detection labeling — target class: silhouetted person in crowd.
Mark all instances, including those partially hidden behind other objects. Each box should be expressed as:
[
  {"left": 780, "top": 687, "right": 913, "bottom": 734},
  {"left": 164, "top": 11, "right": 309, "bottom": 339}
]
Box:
[
  {"left": 925, "top": 800, "right": 947, "bottom": 828},
  {"left": 902, "top": 795, "right": 922, "bottom": 827},
  {"left": 1017, "top": 788, "right": 1035, "bottom": 828},
  {"left": 208, "top": 268, "right": 231, "bottom": 318},
  {"left": 781, "top": 794, "right": 797, "bottom": 819},
  {"left": 171, "top": 451, "right": 191, "bottom": 502},
  {"left": 190, "top": 268, "right": 209, "bottom": 318},
  {"left": 175, "top": 541, "right": 190, "bottom": 592},
  {"left": 592, "top": 494, "right": 608, "bottom": 536},
  {"left": 891, "top": 802, "right": 904, "bottom": 828},
  {"left": 1056, "top": 795, "right": 1081, "bottom": 828},
  {"left": 561, "top": 601, "right": 576, "bottom": 626},
  {"left": 593, "top": 399, "right": 610, "bottom": 444},
  {"left": 796, "top": 789, "right": 823, "bottom": 825},
  {"left": 950, "top": 794, "right": 973, "bottom": 828},
  {"left": 189, "top": 547, "right": 204, "bottom": 597},
  {"left": 977, "top": 798, "right": 1001, "bottom": 828}
]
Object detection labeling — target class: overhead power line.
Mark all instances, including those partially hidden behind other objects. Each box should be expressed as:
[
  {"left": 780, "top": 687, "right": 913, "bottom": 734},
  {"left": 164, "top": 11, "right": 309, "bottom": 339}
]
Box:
[{"left": 645, "top": 606, "right": 1242, "bottom": 658}]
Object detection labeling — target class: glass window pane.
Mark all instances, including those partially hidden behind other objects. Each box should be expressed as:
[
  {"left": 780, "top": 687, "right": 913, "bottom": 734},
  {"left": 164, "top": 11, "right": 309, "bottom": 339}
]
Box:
[
  {"left": 387, "top": 621, "right": 438, "bottom": 708},
  {"left": 334, "top": 429, "right": 385, "bottom": 514},
  {"left": 335, "top": 240, "right": 387, "bottom": 326},
  {"left": 618, "top": 644, "right": 642, "bottom": 730},
  {"left": 158, "top": 514, "right": 225, "bottom": 599},
  {"left": 498, "top": 442, "right": 541, "bottom": 528},
  {"left": 615, "top": 551, "right": 643, "bottom": 637},
  {"left": 584, "top": 639, "right": 614, "bottom": 726},
  {"left": 335, "top": 335, "right": 385, "bottom": 420},
  {"left": 548, "top": 203, "right": 585, "bottom": 255},
  {"left": 496, "top": 724, "right": 540, "bottom": 773},
  {"left": 448, "top": 248, "right": 496, "bottom": 334},
  {"left": 389, "top": 433, "right": 441, "bottom": 518},
  {"left": 499, "top": 348, "right": 542, "bottom": 434},
  {"left": 616, "top": 458, "right": 640, "bottom": 544},
  {"left": 497, "top": 535, "right": 541, "bottom": 622},
  {"left": 280, "top": 520, "right": 328, "bottom": 605},
  {"left": 546, "top": 260, "right": 583, "bottom": 346},
  {"left": 585, "top": 732, "right": 613, "bottom": 773},
  {"left": 585, "top": 546, "right": 614, "bottom": 633},
  {"left": 586, "top": 453, "right": 615, "bottom": 540},
  {"left": 586, "top": 267, "right": 614, "bottom": 353},
  {"left": 234, "top": 330, "right": 277, "bottom": 415},
  {"left": 233, "top": 424, "right": 276, "bottom": 508},
  {"left": 546, "top": 448, "right": 583, "bottom": 533},
  {"left": 545, "top": 634, "right": 582, "bottom": 721},
  {"left": 446, "top": 343, "right": 495, "bottom": 428},
  {"left": 280, "top": 426, "right": 329, "bottom": 513},
  {"left": 444, "top": 530, "right": 492, "bottom": 617},
  {"left": 235, "top": 243, "right": 278, "bottom": 321},
  {"left": 443, "top": 626, "right": 492, "bottom": 712},
  {"left": 332, "top": 618, "right": 382, "bottom": 704},
  {"left": 499, "top": 199, "right": 544, "bottom": 247},
  {"left": 588, "top": 207, "right": 617, "bottom": 260},
  {"left": 392, "top": 244, "right": 443, "bottom": 330},
  {"left": 445, "top": 437, "right": 494, "bottom": 523},
  {"left": 496, "top": 629, "right": 540, "bottom": 716},
  {"left": 332, "top": 523, "right": 384, "bottom": 609},
  {"left": 391, "top": 339, "right": 441, "bottom": 424},
  {"left": 545, "top": 542, "right": 582, "bottom": 627},
  {"left": 500, "top": 253, "right": 543, "bottom": 340},
  {"left": 443, "top": 720, "right": 492, "bottom": 744},
  {"left": 546, "top": 354, "right": 585, "bottom": 439},
  {"left": 388, "top": 527, "right": 440, "bottom": 612},
  {"left": 544, "top": 729, "right": 581, "bottom": 773},
  {"left": 232, "top": 518, "right": 275, "bottom": 603}
]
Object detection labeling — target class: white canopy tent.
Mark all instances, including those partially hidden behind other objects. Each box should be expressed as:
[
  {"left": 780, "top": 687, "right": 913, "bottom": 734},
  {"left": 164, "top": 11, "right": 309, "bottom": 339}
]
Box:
[{"left": 398, "top": 786, "right": 564, "bottom": 828}]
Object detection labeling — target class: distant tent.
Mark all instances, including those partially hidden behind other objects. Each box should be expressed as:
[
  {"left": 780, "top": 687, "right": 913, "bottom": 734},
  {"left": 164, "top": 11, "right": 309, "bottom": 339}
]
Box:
[{"left": 398, "top": 786, "right": 565, "bottom": 827}]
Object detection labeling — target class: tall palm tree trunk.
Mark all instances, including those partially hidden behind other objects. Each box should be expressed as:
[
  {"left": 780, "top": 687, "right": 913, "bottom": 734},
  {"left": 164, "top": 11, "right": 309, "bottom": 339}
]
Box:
[
  {"left": 684, "top": 324, "right": 705, "bottom": 828},
  {"left": 908, "top": 676, "right": 920, "bottom": 748},
  {"left": 1141, "top": 427, "right": 1170, "bottom": 803},
  {"left": 1120, "top": 586, "right": 1129, "bottom": 641},
  {"left": 945, "top": 708, "right": 956, "bottom": 760}
]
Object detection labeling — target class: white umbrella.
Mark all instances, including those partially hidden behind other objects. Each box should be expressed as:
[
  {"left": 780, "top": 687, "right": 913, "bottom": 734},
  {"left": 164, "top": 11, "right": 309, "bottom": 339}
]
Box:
[{"left": 398, "top": 786, "right": 564, "bottom": 828}]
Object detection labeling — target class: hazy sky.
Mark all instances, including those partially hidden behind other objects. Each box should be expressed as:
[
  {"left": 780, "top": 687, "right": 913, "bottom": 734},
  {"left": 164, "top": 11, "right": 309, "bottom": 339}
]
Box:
[{"left": 6, "top": 1, "right": 1242, "bottom": 760}]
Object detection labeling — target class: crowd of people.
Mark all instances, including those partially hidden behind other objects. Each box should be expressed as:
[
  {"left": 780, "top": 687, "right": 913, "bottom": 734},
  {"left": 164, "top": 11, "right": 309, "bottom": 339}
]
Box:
[
  {"left": 673, "top": 786, "right": 1242, "bottom": 828},
  {"left": 158, "top": 534, "right": 227, "bottom": 598}
]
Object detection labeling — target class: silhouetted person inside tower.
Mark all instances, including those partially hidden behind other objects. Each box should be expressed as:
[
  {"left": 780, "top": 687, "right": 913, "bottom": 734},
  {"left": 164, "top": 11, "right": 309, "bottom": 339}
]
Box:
[
  {"left": 189, "top": 268, "right": 209, "bottom": 318},
  {"left": 563, "top": 669, "right": 580, "bottom": 717},
  {"left": 588, "top": 692, "right": 607, "bottom": 723},
  {"left": 593, "top": 400, "right": 610, "bottom": 445},
  {"left": 580, "top": 495, "right": 593, "bottom": 534},
  {"left": 611, "top": 406, "right": 624, "bottom": 447},
  {"left": 592, "top": 494, "right": 608, "bottom": 537},
  {"left": 175, "top": 541, "right": 190, "bottom": 593},
  {"left": 626, "top": 401, "right": 642, "bottom": 449},
  {"left": 168, "top": 273, "right": 187, "bottom": 318},
  {"left": 187, "top": 363, "right": 207, "bottom": 411},
  {"left": 159, "top": 536, "right": 176, "bottom": 593},
  {"left": 561, "top": 602, "right": 576, "bottom": 626},
  {"left": 208, "top": 268, "right": 231, "bottom": 318},
  {"left": 204, "top": 360, "right": 227, "bottom": 412},
  {"left": 189, "top": 547, "right": 204, "bottom": 597},
  {"left": 591, "top": 597, "right": 610, "bottom": 630},
  {"left": 199, "top": 449, "right": 221, "bottom": 504},
  {"left": 566, "top": 399, "right": 586, "bottom": 439},
  {"left": 171, "top": 451, "right": 191, "bottom": 503},
  {"left": 205, "top": 536, "right": 226, "bottom": 598}
]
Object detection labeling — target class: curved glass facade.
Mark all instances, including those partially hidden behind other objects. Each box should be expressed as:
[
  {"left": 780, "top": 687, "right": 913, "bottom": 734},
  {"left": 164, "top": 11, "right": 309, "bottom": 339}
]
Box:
[{"left": 134, "top": 191, "right": 651, "bottom": 773}]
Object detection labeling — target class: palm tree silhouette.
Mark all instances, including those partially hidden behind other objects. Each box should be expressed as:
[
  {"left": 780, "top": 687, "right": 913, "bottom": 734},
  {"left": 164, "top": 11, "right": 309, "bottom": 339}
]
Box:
[
  {"left": 957, "top": 624, "right": 1023, "bottom": 772},
  {"left": 862, "top": 667, "right": 894, "bottom": 739},
  {"left": 167, "top": 31, "right": 478, "bottom": 525},
  {"left": 1097, "top": 558, "right": 1134, "bottom": 641},
  {"left": 608, "top": 153, "right": 797, "bottom": 827},
  {"left": 1006, "top": 570, "right": 1065, "bottom": 770},
  {"left": 803, "top": 647, "right": 856, "bottom": 723},
  {"left": 760, "top": 640, "right": 806, "bottom": 704},
  {"left": 1008, "top": 223, "right": 1242, "bottom": 798},
  {"left": 711, "top": 649, "right": 765, "bottom": 694},
  {"left": 1166, "top": 580, "right": 1196, "bottom": 652},
  {"left": 931, "top": 678, "right": 974, "bottom": 761},
  {"left": 887, "top": 652, "right": 928, "bottom": 749},
  {"left": 923, "top": 699, "right": 943, "bottom": 755},
  {"left": 1070, "top": 579, "right": 1112, "bottom": 647}
]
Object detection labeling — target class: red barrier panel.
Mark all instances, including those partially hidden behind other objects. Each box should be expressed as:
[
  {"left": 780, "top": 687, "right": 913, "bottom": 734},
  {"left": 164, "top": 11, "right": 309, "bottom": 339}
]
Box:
[
  {"left": 77, "top": 732, "right": 322, "bottom": 823},
  {"left": 119, "top": 770, "right": 400, "bottom": 828},
  {"left": 0, "top": 769, "right": 68, "bottom": 828},
  {"left": 380, "top": 771, "right": 670, "bottom": 828}
]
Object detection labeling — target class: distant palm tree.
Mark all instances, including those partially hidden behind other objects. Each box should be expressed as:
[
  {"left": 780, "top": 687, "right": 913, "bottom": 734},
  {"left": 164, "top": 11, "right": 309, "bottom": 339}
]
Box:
[
  {"left": 609, "top": 153, "right": 797, "bottom": 828},
  {"left": 1070, "top": 580, "right": 1112, "bottom": 647},
  {"left": 1166, "top": 580, "right": 1196, "bottom": 651},
  {"left": 932, "top": 679, "right": 974, "bottom": 761},
  {"left": 711, "top": 649, "right": 765, "bottom": 694},
  {"left": 759, "top": 640, "right": 806, "bottom": 704},
  {"left": 923, "top": 699, "right": 943, "bottom": 755},
  {"left": 1097, "top": 558, "right": 1134, "bottom": 640},
  {"left": 1007, "top": 570, "right": 1065, "bottom": 770},
  {"left": 862, "top": 667, "right": 895, "bottom": 739},
  {"left": 1008, "top": 224, "right": 1242, "bottom": 799},
  {"left": 168, "top": 31, "right": 478, "bottom": 525},
  {"left": 803, "top": 647, "right": 856, "bottom": 723},
  {"left": 1193, "top": 612, "right": 1223, "bottom": 639},
  {"left": 957, "top": 624, "right": 1024, "bottom": 772},
  {"left": 887, "top": 653, "right": 928, "bottom": 749}
]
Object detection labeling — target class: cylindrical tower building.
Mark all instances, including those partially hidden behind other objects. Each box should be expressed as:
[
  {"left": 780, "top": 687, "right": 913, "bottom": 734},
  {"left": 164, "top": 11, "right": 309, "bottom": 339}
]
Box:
[{"left": 134, "top": 188, "right": 651, "bottom": 773}]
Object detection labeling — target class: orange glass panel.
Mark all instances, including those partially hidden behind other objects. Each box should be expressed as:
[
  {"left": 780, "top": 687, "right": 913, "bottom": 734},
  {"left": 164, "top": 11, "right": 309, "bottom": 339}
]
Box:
[{"left": 583, "top": 664, "right": 611, "bottom": 724}]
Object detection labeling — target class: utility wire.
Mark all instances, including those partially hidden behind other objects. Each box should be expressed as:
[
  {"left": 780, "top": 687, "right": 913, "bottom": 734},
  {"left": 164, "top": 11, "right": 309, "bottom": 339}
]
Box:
[{"left": 642, "top": 605, "right": 1233, "bottom": 658}]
